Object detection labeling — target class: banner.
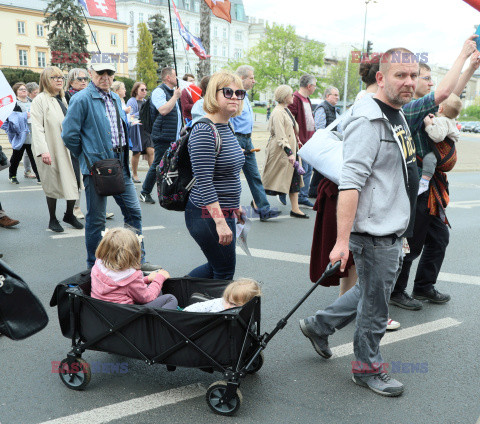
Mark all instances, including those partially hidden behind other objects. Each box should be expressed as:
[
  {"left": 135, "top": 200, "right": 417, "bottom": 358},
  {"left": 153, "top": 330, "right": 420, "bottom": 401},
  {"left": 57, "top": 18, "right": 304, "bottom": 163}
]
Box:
[{"left": 0, "top": 71, "right": 16, "bottom": 127}]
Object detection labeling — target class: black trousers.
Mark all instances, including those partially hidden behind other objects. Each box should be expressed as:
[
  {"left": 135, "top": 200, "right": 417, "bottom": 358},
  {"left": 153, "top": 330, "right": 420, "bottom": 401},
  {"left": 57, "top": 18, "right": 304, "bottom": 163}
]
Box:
[
  {"left": 393, "top": 192, "right": 450, "bottom": 295},
  {"left": 9, "top": 144, "right": 39, "bottom": 180},
  {"left": 308, "top": 170, "right": 324, "bottom": 198}
]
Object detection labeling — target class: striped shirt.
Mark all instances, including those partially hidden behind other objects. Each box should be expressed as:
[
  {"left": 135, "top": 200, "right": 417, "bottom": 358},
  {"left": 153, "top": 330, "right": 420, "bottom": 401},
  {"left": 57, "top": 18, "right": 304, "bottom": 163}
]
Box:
[
  {"left": 94, "top": 85, "right": 126, "bottom": 148},
  {"left": 188, "top": 122, "right": 245, "bottom": 209}
]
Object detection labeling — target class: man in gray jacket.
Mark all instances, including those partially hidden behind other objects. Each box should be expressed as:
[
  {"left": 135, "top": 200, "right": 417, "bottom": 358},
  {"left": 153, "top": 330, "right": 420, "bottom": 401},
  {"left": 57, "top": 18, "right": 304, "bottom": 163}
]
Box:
[{"left": 300, "top": 47, "right": 419, "bottom": 397}]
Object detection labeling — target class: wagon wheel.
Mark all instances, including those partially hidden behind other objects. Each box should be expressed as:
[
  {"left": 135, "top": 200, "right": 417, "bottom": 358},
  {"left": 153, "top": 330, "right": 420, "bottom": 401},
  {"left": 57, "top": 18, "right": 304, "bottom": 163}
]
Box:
[
  {"left": 206, "top": 380, "right": 243, "bottom": 416},
  {"left": 245, "top": 351, "right": 264, "bottom": 375},
  {"left": 58, "top": 357, "right": 91, "bottom": 391}
]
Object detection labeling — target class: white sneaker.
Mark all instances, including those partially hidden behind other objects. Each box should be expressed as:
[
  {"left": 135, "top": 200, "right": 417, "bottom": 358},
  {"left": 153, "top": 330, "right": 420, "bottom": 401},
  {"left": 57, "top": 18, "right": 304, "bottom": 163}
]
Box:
[
  {"left": 106, "top": 212, "right": 114, "bottom": 219},
  {"left": 386, "top": 317, "right": 400, "bottom": 331},
  {"left": 73, "top": 207, "right": 85, "bottom": 219}
]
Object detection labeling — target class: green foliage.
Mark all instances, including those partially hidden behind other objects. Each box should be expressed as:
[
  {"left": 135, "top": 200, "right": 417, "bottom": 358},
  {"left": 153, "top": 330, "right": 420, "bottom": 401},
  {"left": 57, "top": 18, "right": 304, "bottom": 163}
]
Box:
[
  {"left": 148, "top": 13, "right": 173, "bottom": 76},
  {"left": 114, "top": 76, "right": 136, "bottom": 98},
  {"left": 235, "top": 23, "right": 324, "bottom": 92},
  {"left": 44, "top": 0, "right": 90, "bottom": 71},
  {"left": 135, "top": 23, "right": 158, "bottom": 91},
  {"left": 462, "top": 104, "right": 480, "bottom": 119},
  {"left": 1, "top": 68, "right": 42, "bottom": 86},
  {"left": 253, "top": 107, "right": 267, "bottom": 114},
  {"left": 325, "top": 59, "right": 360, "bottom": 102}
]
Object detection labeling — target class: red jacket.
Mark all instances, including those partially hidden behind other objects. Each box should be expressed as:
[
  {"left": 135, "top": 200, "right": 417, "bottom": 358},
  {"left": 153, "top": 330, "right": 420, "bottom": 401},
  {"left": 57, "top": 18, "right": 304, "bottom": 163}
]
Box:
[{"left": 288, "top": 91, "right": 314, "bottom": 146}]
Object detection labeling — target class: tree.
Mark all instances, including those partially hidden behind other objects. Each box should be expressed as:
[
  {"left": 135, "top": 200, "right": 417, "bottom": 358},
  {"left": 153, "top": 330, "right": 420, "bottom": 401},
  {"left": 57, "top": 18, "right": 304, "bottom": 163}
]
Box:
[
  {"left": 135, "top": 23, "right": 158, "bottom": 90},
  {"left": 148, "top": 13, "right": 173, "bottom": 76},
  {"left": 197, "top": 1, "right": 211, "bottom": 79},
  {"left": 326, "top": 58, "right": 360, "bottom": 103},
  {"left": 44, "top": 0, "right": 90, "bottom": 71},
  {"left": 236, "top": 23, "right": 324, "bottom": 93}
]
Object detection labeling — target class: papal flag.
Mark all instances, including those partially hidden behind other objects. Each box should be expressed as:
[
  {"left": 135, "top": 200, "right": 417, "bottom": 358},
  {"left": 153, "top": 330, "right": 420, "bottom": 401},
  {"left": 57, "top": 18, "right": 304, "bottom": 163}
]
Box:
[
  {"left": 203, "top": 0, "right": 231, "bottom": 23},
  {"left": 77, "top": 0, "right": 118, "bottom": 20}
]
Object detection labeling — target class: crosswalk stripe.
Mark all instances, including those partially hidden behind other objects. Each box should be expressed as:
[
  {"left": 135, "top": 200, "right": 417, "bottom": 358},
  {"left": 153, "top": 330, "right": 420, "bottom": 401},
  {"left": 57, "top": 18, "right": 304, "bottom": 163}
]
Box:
[
  {"left": 37, "top": 383, "right": 205, "bottom": 424},
  {"left": 50, "top": 225, "right": 165, "bottom": 239},
  {"left": 332, "top": 317, "right": 461, "bottom": 358},
  {"left": 0, "top": 187, "right": 43, "bottom": 194}
]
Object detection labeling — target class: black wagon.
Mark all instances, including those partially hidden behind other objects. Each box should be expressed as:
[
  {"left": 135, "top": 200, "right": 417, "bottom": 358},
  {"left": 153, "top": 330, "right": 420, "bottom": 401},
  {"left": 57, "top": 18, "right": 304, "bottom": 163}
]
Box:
[{"left": 51, "top": 263, "right": 340, "bottom": 416}]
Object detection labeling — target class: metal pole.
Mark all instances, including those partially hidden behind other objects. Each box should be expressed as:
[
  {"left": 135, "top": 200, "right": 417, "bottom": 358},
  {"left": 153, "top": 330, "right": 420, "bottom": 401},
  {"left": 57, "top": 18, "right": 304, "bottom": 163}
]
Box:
[
  {"left": 80, "top": 7, "right": 101, "bottom": 53},
  {"left": 360, "top": 1, "right": 368, "bottom": 91},
  {"left": 343, "top": 52, "right": 349, "bottom": 114},
  {"left": 167, "top": 0, "right": 179, "bottom": 78}
]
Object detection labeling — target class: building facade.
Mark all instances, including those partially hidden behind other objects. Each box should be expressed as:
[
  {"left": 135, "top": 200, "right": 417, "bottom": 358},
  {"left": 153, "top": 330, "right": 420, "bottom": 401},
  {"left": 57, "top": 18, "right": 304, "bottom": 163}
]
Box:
[
  {"left": 0, "top": 0, "right": 129, "bottom": 76},
  {"left": 116, "top": 0, "right": 249, "bottom": 79}
]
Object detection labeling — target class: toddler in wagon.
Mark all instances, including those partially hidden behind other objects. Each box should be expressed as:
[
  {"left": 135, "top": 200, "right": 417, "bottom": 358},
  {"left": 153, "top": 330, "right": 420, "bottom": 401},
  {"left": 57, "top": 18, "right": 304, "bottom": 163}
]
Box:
[
  {"left": 90, "top": 227, "right": 178, "bottom": 309},
  {"left": 184, "top": 278, "right": 261, "bottom": 312}
]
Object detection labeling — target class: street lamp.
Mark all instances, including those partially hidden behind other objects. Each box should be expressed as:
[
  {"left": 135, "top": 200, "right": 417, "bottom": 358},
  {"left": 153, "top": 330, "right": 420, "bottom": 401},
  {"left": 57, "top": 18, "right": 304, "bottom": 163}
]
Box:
[{"left": 360, "top": 0, "right": 377, "bottom": 90}]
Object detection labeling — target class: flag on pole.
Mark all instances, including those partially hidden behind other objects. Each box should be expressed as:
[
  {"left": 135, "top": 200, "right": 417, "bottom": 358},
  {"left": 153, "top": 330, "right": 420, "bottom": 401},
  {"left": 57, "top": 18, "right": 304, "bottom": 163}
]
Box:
[
  {"left": 462, "top": 0, "right": 480, "bottom": 11},
  {"left": 0, "top": 70, "right": 16, "bottom": 127},
  {"left": 172, "top": 0, "right": 210, "bottom": 60},
  {"left": 77, "top": 0, "right": 118, "bottom": 20},
  {"left": 203, "top": 0, "right": 231, "bottom": 23}
]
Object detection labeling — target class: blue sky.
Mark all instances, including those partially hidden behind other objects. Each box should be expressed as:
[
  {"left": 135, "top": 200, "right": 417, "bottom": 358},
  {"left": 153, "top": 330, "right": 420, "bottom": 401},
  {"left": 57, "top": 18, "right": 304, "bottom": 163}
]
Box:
[{"left": 243, "top": 0, "right": 480, "bottom": 69}]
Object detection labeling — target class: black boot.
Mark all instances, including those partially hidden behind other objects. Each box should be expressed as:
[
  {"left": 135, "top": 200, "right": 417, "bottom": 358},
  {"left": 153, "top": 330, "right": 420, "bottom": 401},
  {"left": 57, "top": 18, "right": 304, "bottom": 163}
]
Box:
[{"left": 63, "top": 213, "right": 84, "bottom": 229}]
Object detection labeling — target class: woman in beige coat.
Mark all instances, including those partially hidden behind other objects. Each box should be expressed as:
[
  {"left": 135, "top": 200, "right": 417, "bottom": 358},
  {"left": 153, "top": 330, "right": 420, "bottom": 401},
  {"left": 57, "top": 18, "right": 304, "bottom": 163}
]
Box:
[
  {"left": 262, "top": 85, "right": 307, "bottom": 218},
  {"left": 31, "top": 66, "right": 83, "bottom": 233}
]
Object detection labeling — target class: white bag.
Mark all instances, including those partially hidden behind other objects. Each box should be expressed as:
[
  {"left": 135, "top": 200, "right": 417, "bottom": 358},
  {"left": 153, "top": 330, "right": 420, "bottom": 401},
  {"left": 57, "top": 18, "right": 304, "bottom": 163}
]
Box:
[{"left": 298, "top": 116, "right": 344, "bottom": 185}]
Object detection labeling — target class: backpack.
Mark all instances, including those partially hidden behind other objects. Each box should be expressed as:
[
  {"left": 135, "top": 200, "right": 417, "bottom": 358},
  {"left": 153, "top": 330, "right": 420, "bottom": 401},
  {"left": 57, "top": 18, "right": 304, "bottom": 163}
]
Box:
[
  {"left": 139, "top": 97, "right": 157, "bottom": 134},
  {"left": 156, "top": 118, "right": 230, "bottom": 211}
]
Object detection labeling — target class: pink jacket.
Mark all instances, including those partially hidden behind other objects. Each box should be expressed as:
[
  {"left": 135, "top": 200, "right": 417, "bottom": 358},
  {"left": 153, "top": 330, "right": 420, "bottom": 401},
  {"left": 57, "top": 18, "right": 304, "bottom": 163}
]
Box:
[{"left": 90, "top": 262, "right": 167, "bottom": 305}]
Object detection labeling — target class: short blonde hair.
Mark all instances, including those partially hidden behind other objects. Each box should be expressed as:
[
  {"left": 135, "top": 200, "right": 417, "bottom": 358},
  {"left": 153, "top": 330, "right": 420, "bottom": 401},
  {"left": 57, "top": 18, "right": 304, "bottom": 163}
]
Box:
[
  {"left": 95, "top": 227, "right": 141, "bottom": 271},
  {"left": 440, "top": 94, "right": 462, "bottom": 119},
  {"left": 39, "top": 66, "right": 65, "bottom": 97},
  {"left": 111, "top": 81, "right": 125, "bottom": 94},
  {"left": 203, "top": 71, "right": 244, "bottom": 117},
  {"left": 222, "top": 278, "right": 261, "bottom": 306},
  {"left": 274, "top": 85, "right": 293, "bottom": 104}
]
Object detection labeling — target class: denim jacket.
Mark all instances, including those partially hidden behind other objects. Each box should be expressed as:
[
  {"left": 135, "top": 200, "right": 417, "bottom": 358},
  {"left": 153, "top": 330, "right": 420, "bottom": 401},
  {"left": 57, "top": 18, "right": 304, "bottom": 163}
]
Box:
[{"left": 62, "top": 82, "right": 129, "bottom": 176}]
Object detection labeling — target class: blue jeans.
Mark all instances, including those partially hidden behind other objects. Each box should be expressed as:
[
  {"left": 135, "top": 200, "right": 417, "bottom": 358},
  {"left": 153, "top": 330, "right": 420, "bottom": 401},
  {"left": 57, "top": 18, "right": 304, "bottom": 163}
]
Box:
[
  {"left": 184, "top": 200, "right": 236, "bottom": 280},
  {"left": 84, "top": 152, "right": 144, "bottom": 268},
  {"left": 141, "top": 142, "right": 169, "bottom": 196},
  {"left": 298, "top": 160, "right": 313, "bottom": 202},
  {"left": 235, "top": 134, "right": 270, "bottom": 212},
  {"left": 307, "top": 234, "right": 403, "bottom": 375}
]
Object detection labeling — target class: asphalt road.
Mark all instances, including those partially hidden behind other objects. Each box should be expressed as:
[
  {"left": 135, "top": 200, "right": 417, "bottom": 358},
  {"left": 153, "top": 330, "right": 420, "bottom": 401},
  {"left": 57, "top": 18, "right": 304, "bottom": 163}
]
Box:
[{"left": 1, "top": 161, "right": 480, "bottom": 424}]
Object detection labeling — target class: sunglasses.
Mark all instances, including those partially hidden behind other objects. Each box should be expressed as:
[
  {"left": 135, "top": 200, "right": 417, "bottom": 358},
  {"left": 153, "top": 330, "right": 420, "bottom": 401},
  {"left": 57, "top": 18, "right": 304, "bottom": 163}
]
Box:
[
  {"left": 96, "top": 69, "right": 115, "bottom": 76},
  {"left": 217, "top": 87, "right": 246, "bottom": 100},
  {"left": 139, "top": 88, "right": 148, "bottom": 92},
  {"left": 76, "top": 77, "right": 89, "bottom": 82}
]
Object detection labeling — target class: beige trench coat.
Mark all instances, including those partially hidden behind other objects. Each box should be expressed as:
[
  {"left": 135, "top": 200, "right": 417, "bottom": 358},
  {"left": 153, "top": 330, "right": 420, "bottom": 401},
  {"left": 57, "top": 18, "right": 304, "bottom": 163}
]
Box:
[
  {"left": 262, "top": 105, "right": 304, "bottom": 194},
  {"left": 31, "top": 92, "right": 78, "bottom": 200}
]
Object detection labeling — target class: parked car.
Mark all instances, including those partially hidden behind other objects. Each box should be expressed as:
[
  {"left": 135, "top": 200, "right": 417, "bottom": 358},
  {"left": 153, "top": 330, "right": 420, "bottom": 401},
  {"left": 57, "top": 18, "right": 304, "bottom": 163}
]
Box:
[
  {"left": 471, "top": 123, "right": 480, "bottom": 133},
  {"left": 462, "top": 122, "right": 477, "bottom": 132},
  {"left": 253, "top": 101, "right": 267, "bottom": 107}
]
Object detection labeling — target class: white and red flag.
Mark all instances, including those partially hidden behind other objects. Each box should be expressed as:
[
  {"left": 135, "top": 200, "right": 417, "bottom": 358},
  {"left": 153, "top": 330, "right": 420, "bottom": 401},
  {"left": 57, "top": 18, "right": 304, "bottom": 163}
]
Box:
[
  {"left": 0, "top": 71, "right": 15, "bottom": 127},
  {"left": 203, "top": 0, "right": 231, "bottom": 23},
  {"left": 78, "top": 0, "right": 118, "bottom": 20}
]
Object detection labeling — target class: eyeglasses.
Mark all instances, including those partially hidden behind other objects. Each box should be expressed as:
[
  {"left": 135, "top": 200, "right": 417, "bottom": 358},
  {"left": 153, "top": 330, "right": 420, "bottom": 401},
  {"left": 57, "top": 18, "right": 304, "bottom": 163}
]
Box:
[
  {"left": 76, "top": 77, "right": 89, "bottom": 82},
  {"left": 50, "top": 76, "right": 65, "bottom": 82},
  {"left": 217, "top": 87, "right": 246, "bottom": 100},
  {"left": 18, "top": 88, "right": 27, "bottom": 92},
  {"left": 139, "top": 88, "right": 148, "bottom": 92},
  {"left": 420, "top": 76, "right": 432, "bottom": 82},
  {"left": 96, "top": 69, "right": 115, "bottom": 76}
]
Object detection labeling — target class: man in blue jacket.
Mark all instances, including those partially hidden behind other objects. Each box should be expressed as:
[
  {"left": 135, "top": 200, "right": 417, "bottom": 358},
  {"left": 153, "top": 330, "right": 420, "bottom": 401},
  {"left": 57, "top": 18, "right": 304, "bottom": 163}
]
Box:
[{"left": 62, "top": 62, "right": 159, "bottom": 270}]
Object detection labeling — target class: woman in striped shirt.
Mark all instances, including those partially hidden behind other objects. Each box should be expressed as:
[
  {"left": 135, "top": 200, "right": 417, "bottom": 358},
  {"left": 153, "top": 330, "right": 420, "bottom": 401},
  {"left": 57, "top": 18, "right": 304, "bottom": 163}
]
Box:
[{"left": 185, "top": 71, "right": 246, "bottom": 280}]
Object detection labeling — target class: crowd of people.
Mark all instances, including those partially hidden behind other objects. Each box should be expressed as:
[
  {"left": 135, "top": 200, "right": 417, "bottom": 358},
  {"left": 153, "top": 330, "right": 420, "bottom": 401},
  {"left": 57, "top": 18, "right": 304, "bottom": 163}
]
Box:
[{"left": 1, "top": 34, "right": 479, "bottom": 398}]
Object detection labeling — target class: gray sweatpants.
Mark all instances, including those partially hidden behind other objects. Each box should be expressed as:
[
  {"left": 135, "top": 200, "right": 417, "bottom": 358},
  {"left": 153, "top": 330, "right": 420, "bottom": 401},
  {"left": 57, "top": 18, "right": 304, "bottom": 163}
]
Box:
[{"left": 307, "top": 233, "right": 403, "bottom": 375}]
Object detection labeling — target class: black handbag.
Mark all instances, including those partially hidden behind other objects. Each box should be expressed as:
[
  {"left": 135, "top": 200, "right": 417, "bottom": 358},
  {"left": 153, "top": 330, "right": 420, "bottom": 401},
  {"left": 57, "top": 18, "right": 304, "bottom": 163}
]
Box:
[{"left": 0, "top": 259, "right": 49, "bottom": 340}]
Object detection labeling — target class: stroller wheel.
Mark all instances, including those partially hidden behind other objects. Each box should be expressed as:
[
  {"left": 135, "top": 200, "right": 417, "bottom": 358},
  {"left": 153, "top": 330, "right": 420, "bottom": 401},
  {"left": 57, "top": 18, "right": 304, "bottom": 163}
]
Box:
[
  {"left": 206, "top": 380, "right": 243, "bottom": 416},
  {"left": 246, "top": 351, "right": 264, "bottom": 375},
  {"left": 58, "top": 357, "right": 91, "bottom": 391}
]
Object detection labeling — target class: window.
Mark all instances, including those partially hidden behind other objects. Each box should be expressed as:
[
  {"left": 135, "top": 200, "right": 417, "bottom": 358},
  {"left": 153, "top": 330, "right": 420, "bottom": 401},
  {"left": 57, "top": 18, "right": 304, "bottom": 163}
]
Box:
[
  {"left": 194, "top": 0, "right": 199, "bottom": 12},
  {"left": 184, "top": 0, "right": 190, "bottom": 9},
  {"left": 213, "top": 45, "right": 217, "bottom": 56},
  {"left": 19, "top": 49, "right": 28, "bottom": 66},
  {"left": 184, "top": 63, "right": 190, "bottom": 73},
  {"left": 222, "top": 46, "right": 226, "bottom": 57},
  {"left": 111, "top": 34, "right": 117, "bottom": 46},
  {"left": 37, "top": 51, "right": 46, "bottom": 68},
  {"left": 18, "top": 21, "right": 26, "bottom": 35},
  {"left": 235, "top": 31, "right": 242, "bottom": 41},
  {"left": 213, "top": 26, "right": 217, "bottom": 37},
  {"left": 223, "top": 28, "right": 227, "bottom": 39},
  {"left": 37, "top": 24, "right": 44, "bottom": 37},
  {"left": 139, "top": 13, "right": 144, "bottom": 23},
  {"left": 235, "top": 4, "right": 244, "bottom": 20},
  {"left": 234, "top": 49, "right": 242, "bottom": 60},
  {"left": 91, "top": 31, "right": 98, "bottom": 44}
]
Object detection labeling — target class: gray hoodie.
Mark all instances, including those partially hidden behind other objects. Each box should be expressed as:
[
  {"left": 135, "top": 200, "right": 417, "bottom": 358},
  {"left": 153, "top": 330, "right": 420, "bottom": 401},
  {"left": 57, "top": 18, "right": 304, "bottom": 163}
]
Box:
[{"left": 339, "top": 95, "right": 411, "bottom": 237}]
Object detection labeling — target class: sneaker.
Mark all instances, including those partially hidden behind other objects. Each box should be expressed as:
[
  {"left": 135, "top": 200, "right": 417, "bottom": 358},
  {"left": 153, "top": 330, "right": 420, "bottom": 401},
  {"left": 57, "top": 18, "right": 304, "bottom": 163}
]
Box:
[
  {"left": 139, "top": 192, "right": 155, "bottom": 204},
  {"left": 48, "top": 219, "right": 64, "bottom": 233},
  {"left": 386, "top": 317, "right": 400, "bottom": 331},
  {"left": 24, "top": 171, "right": 37, "bottom": 179},
  {"left": 37, "top": 180, "right": 42, "bottom": 185},
  {"left": 389, "top": 291, "right": 423, "bottom": 310},
  {"left": 132, "top": 177, "right": 142, "bottom": 184},
  {"left": 106, "top": 212, "right": 114, "bottom": 219},
  {"left": 73, "top": 207, "right": 85, "bottom": 219},
  {"left": 352, "top": 372, "right": 404, "bottom": 397},
  {"left": 278, "top": 193, "right": 287, "bottom": 205},
  {"left": 63, "top": 213, "right": 84, "bottom": 230},
  {"left": 299, "top": 319, "right": 332, "bottom": 359},
  {"left": 9, "top": 176, "right": 19, "bottom": 184},
  {"left": 412, "top": 288, "right": 451, "bottom": 304},
  {"left": 140, "top": 262, "right": 162, "bottom": 272},
  {"left": 0, "top": 215, "right": 20, "bottom": 228},
  {"left": 189, "top": 292, "right": 214, "bottom": 305},
  {"left": 298, "top": 199, "right": 314, "bottom": 208},
  {"left": 259, "top": 209, "right": 281, "bottom": 222}
]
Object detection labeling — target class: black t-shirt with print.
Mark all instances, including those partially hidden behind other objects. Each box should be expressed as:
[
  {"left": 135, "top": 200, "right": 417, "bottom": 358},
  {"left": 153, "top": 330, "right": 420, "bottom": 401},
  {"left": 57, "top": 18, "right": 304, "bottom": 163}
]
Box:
[{"left": 374, "top": 98, "right": 418, "bottom": 238}]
